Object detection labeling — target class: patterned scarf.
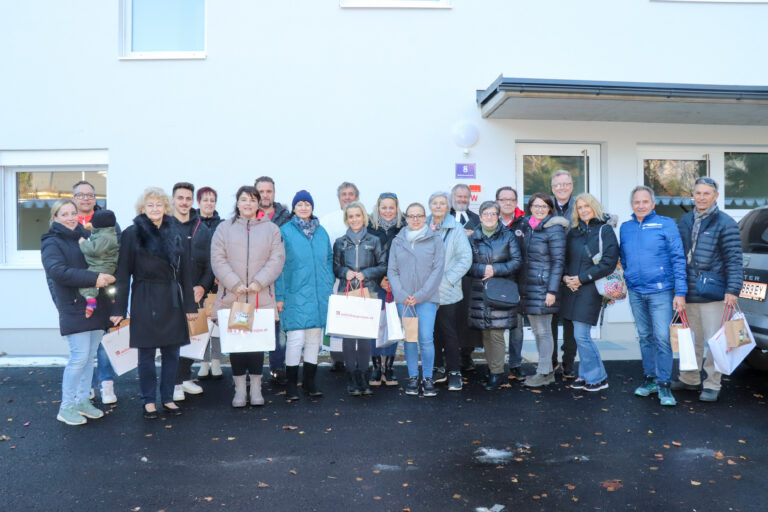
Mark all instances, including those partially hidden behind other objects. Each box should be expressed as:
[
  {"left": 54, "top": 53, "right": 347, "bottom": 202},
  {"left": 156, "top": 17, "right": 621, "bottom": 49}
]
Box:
[
  {"left": 378, "top": 216, "right": 398, "bottom": 232},
  {"left": 295, "top": 216, "right": 319, "bottom": 241},
  {"left": 688, "top": 204, "right": 717, "bottom": 264}
]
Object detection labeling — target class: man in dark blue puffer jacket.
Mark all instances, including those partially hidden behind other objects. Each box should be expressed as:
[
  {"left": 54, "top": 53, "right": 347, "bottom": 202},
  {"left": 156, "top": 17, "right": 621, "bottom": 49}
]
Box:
[{"left": 673, "top": 177, "right": 743, "bottom": 402}]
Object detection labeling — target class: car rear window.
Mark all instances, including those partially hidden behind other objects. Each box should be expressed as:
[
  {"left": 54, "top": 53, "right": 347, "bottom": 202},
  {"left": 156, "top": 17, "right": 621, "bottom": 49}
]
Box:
[{"left": 740, "top": 208, "right": 768, "bottom": 254}]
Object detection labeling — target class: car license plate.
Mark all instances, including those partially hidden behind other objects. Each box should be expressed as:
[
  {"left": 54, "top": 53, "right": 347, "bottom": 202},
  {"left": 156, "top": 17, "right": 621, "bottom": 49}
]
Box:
[{"left": 740, "top": 281, "right": 767, "bottom": 301}]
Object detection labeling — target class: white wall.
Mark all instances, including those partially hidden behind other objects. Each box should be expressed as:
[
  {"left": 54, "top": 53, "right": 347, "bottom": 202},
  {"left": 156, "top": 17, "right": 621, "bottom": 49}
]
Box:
[{"left": 2, "top": 0, "right": 767, "bottom": 354}]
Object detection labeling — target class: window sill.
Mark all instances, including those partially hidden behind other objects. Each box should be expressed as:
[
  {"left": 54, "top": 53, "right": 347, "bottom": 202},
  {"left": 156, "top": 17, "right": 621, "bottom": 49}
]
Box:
[
  {"left": 119, "top": 51, "right": 207, "bottom": 61},
  {"left": 0, "top": 263, "right": 44, "bottom": 271},
  {"left": 341, "top": 0, "right": 451, "bottom": 7}
]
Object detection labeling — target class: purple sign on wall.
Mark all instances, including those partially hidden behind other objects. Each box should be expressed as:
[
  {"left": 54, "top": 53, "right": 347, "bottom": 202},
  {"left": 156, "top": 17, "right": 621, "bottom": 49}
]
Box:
[{"left": 455, "top": 163, "right": 476, "bottom": 179}]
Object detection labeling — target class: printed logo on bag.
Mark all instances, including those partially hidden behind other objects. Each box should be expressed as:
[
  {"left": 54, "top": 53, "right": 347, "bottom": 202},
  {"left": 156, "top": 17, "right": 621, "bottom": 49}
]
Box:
[
  {"left": 232, "top": 312, "right": 250, "bottom": 325},
  {"left": 336, "top": 311, "right": 375, "bottom": 320},
  {"left": 115, "top": 348, "right": 131, "bottom": 356}
]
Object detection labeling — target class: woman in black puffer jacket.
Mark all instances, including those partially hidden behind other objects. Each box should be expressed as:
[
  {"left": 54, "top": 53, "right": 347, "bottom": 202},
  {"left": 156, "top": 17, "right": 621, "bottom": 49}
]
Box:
[
  {"left": 468, "top": 201, "right": 522, "bottom": 390},
  {"left": 518, "top": 193, "right": 568, "bottom": 388}
]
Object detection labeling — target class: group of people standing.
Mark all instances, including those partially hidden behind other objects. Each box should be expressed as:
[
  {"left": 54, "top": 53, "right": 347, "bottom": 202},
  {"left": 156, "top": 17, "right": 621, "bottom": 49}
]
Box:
[{"left": 41, "top": 170, "right": 742, "bottom": 426}]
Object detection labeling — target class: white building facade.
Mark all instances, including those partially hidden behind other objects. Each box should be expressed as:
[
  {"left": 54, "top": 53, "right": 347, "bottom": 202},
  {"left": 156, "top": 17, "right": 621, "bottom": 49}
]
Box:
[{"left": 2, "top": 0, "right": 767, "bottom": 355}]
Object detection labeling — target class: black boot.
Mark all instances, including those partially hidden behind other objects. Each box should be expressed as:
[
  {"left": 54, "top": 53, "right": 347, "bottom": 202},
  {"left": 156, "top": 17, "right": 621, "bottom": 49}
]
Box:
[
  {"left": 347, "top": 372, "right": 361, "bottom": 396},
  {"left": 356, "top": 369, "right": 372, "bottom": 395},
  {"left": 369, "top": 356, "right": 383, "bottom": 386},
  {"left": 383, "top": 356, "right": 398, "bottom": 386},
  {"left": 484, "top": 373, "right": 504, "bottom": 391},
  {"left": 302, "top": 363, "right": 323, "bottom": 397},
  {"left": 285, "top": 366, "right": 300, "bottom": 402}
]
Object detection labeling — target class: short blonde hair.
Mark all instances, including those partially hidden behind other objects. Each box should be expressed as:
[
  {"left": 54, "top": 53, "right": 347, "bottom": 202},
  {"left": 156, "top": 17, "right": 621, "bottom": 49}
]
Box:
[
  {"left": 571, "top": 193, "right": 604, "bottom": 228},
  {"left": 135, "top": 187, "right": 171, "bottom": 216},
  {"left": 343, "top": 201, "right": 369, "bottom": 227},
  {"left": 50, "top": 199, "right": 77, "bottom": 226}
]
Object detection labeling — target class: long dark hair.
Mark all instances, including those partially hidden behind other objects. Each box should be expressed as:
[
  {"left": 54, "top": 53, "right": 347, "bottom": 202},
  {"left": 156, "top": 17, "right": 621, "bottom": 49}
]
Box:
[
  {"left": 527, "top": 192, "right": 554, "bottom": 216},
  {"left": 232, "top": 185, "right": 261, "bottom": 223}
]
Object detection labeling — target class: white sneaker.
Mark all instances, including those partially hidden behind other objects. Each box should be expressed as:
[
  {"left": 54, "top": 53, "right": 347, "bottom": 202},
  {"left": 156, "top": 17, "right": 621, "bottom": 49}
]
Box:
[
  {"left": 197, "top": 362, "right": 210, "bottom": 378},
  {"left": 211, "top": 359, "right": 222, "bottom": 377},
  {"left": 181, "top": 380, "right": 203, "bottom": 394},
  {"left": 173, "top": 384, "right": 186, "bottom": 401},
  {"left": 100, "top": 380, "right": 117, "bottom": 404}
]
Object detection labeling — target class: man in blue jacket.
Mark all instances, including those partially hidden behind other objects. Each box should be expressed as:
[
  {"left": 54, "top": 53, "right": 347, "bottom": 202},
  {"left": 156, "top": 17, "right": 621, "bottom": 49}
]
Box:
[
  {"left": 620, "top": 186, "right": 687, "bottom": 407},
  {"left": 673, "top": 178, "right": 742, "bottom": 402}
]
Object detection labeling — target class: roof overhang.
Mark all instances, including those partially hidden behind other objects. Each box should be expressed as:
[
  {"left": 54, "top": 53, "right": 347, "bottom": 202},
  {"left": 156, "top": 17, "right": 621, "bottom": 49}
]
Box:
[{"left": 477, "top": 76, "right": 768, "bottom": 125}]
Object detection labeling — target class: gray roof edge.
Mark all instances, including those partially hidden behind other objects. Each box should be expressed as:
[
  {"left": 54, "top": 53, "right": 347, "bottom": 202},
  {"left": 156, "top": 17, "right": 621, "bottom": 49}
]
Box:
[{"left": 477, "top": 77, "right": 768, "bottom": 106}]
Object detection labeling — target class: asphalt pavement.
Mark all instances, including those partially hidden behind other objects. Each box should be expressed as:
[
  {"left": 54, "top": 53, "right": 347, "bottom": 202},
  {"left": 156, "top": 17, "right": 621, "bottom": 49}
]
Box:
[{"left": 1, "top": 361, "right": 767, "bottom": 512}]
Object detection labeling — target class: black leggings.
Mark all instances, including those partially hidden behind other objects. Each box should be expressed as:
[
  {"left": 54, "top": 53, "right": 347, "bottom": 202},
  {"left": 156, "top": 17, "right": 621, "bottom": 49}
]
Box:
[
  {"left": 230, "top": 352, "right": 264, "bottom": 376},
  {"left": 342, "top": 338, "right": 371, "bottom": 371},
  {"left": 434, "top": 302, "right": 462, "bottom": 372}
]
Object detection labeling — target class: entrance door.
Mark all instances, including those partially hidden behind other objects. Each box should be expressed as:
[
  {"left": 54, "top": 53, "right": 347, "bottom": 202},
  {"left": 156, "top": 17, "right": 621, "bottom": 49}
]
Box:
[
  {"left": 637, "top": 149, "right": 709, "bottom": 221},
  {"left": 514, "top": 143, "right": 602, "bottom": 343}
]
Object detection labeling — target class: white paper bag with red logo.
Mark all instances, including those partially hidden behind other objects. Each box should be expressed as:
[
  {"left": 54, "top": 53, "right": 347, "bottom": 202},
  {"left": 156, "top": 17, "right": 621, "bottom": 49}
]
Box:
[
  {"left": 707, "top": 312, "right": 756, "bottom": 375},
  {"left": 180, "top": 319, "right": 212, "bottom": 360},
  {"left": 325, "top": 294, "right": 382, "bottom": 340},
  {"left": 101, "top": 319, "right": 137, "bottom": 376},
  {"left": 218, "top": 308, "right": 276, "bottom": 353}
]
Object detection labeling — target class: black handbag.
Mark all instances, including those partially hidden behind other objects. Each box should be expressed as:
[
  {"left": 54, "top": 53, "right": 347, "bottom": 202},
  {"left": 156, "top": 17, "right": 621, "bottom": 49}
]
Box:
[
  {"left": 696, "top": 271, "right": 726, "bottom": 301},
  {"left": 483, "top": 278, "right": 519, "bottom": 309}
]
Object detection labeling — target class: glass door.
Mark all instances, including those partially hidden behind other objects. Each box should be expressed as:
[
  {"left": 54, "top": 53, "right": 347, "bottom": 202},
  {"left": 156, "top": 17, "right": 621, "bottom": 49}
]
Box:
[{"left": 637, "top": 150, "right": 708, "bottom": 221}]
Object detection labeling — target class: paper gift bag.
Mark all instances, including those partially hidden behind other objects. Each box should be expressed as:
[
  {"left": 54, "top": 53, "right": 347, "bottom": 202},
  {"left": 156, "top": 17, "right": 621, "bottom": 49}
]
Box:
[
  {"left": 188, "top": 308, "right": 209, "bottom": 336},
  {"left": 218, "top": 308, "right": 276, "bottom": 353},
  {"left": 401, "top": 304, "right": 419, "bottom": 343},
  {"left": 102, "top": 320, "right": 137, "bottom": 376},
  {"left": 325, "top": 293, "right": 382, "bottom": 340},
  {"left": 323, "top": 335, "right": 344, "bottom": 352},
  {"left": 677, "top": 327, "right": 698, "bottom": 372},
  {"left": 228, "top": 300, "right": 255, "bottom": 331},
  {"left": 376, "top": 308, "right": 398, "bottom": 348},
  {"left": 708, "top": 314, "right": 756, "bottom": 375},
  {"left": 385, "top": 301, "right": 404, "bottom": 343},
  {"left": 669, "top": 311, "right": 683, "bottom": 352},
  {"left": 203, "top": 293, "right": 217, "bottom": 318},
  {"left": 725, "top": 312, "right": 752, "bottom": 349},
  {"left": 180, "top": 320, "right": 212, "bottom": 360}
]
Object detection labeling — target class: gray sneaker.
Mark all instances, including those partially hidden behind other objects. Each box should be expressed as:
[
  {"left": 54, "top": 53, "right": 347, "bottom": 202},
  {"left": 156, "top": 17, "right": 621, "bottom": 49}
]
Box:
[
  {"left": 634, "top": 375, "right": 658, "bottom": 397},
  {"left": 523, "top": 372, "right": 555, "bottom": 388},
  {"left": 76, "top": 400, "right": 104, "bottom": 419},
  {"left": 57, "top": 405, "right": 87, "bottom": 426},
  {"left": 699, "top": 388, "right": 719, "bottom": 402}
]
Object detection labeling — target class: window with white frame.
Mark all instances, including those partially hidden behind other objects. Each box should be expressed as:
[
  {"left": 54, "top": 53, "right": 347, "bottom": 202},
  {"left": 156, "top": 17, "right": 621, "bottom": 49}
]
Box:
[
  {"left": 341, "top": 0, "right": 451, "bottom": 8},
  {"left": 120, "top": 0, "right": 206, "bottom": 59},
  {"left": 1, "top": 150, "right": 109, "bottom": 265}
]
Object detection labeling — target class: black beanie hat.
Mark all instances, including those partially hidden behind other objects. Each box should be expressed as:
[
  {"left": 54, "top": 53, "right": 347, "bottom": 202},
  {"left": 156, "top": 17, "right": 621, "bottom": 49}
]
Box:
[{"left": 91, "top": 209, "right": 116, "bottom": 229}]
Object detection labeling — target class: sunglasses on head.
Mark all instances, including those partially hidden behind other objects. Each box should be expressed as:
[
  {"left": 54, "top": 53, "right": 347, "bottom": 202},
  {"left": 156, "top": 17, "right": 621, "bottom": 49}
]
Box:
[{"left": 379, "top": 192, "right": 398, "bottom": 200}]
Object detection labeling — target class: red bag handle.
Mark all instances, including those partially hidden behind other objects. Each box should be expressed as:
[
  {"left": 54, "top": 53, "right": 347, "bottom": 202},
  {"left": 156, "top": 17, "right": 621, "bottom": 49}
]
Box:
[
  {"left": 719, "top": 304, "right": 734, "bottom": 327},
  {"left": 344, "top": 278, "right": 367, "bottom": 298}
]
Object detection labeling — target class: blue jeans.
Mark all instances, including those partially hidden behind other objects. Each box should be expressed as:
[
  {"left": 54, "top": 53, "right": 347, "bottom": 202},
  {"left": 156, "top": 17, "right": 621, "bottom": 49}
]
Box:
[
  {"left": 397, "top": 302, "right": 437, "bottom": 379},
  {"left": 269, "top": 321, "right": 285, "bottom": 371},
  {"left": 138, "top": 345, "right": 180, "bottom": 405},
  {"left": 572, "top": 321, "right": 607, "bottom": 384},
  {"left": 61, "top": 330, "right": 103, "bottom": 408},
  {"left": 92, "top": 343, "right": 117, "bottom": 387},
  {"left": 628, "top": 288, "right": 674, "bottom": 383},
  {"left": 508, "top": 313, "right": 524, "bottom": 368}
]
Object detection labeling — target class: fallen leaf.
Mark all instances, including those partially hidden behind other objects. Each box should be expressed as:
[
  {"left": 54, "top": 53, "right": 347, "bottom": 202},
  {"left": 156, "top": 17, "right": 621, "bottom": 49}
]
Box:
[
  {"left": 203, "top": 497, "right": 213, "bottom": 502},
  {"left": 648, "top": 430, "right": 653, "bottom": 434},
  {"left": 753, "top": 393, "right": 764, "bottom": 398},
  {"left": 714, "top": 451, "right": 725, "bottom": 459},
  {"left": 529, "top": 389, "right": 542, "bottom": 394},
  {"left": 258, "top": 482, "right": 269, "bottom": 488},
  {"left": 144, "top": 434, "right": 152, "bottom": 438},
  {"left": 528, "top": 473, "right": 536, "bottom": 478},
  {"left": 649, "top": 467, "right": 659, "bottom": 471},
  {"left": 356, "top": 477, "right": 363, "bottom": 482},
  {"left": 738, "top": 440, "right": 747, "bottom": 444},
  {"left": 452, "top": 494, "right": 461, "bottom": 499},
  {"left": 663, "top": 444, "right": 670, "bottom": 449},
  {"left": 727, "top": 460, "right": 737, "bottom": 465},
  {"left": 282, "top": 425, "right": 299, "bottom": 430},
  {"left": 594, "top": 432, "right": 602, "bottom": 436},
  {"left": 600, "top": 479, "right": 623, "bottom": 491},
  {"left": 266, "top": 457, "right": 273, "bottom": 462},
  {"left": 403, "top": 508, "right": 411, "bottom": 512},
  {"left": 0, "top": 435, "right": 10, "bottom": 441},
  {"left": 672, "top": 441, "right": 682, "bottom": 447},
  {"left": 402, "top": 483, "right": 409, "bottom": 487},
  {"left": 373, "top": 496, "right": 382, "bottom": 500},
  {"left": 691, "top": 480, "right": 701, "bottom": 486},
  {"left": 472, "top": 440, "right": 481, "bottom": 445},
  {"left": 165, "top": 425, "right": 172, "bottom": 429},
  {"left": 733, "top": 475, "right": 742, "bottom": 480},
  {"left": 560, "top": 443, "right": 570, "bottom": 447},
  {"left": 227, "top": 437, "right": 236, "bottom": 441},
  {"left": 541, "top": 493, "right": 548, "bottom": 498},
  {"left": 372, "top": 470, "right": 381, "bottom": 474},
  {"left": 289, "top": 470, "right": 297, "bottom": 475},
  {"left": 571, "top": 497, "right": 579, "bottom": 502},
  {"left": 565, "top": 484, "right": 575, "bottom": 490},
  {"left": 532, "top": 495, "right": 541, "bottom": 500}
]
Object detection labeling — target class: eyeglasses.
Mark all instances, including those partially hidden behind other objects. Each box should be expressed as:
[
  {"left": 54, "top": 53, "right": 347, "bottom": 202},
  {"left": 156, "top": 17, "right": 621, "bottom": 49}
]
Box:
[
  {"left": 379, "top": 192, "right": 398, "bottom": 200},
  {"left": 552, "top": 183, "right": 573, "bottom": 190},
  {"left": 406, "top": 214, "right": 426, "bottom": 220},
  {"left": 480, "top": 211, "right": 498, "bottom": 218},
  {"left": 74, "top": 193, "right": 96, "bottom": 199},
  {"left": 497, "top": 198, "right": 517, "bottom": 203},
  {"left": 531, "top": 204, "right": 549, "bottom": 211}
]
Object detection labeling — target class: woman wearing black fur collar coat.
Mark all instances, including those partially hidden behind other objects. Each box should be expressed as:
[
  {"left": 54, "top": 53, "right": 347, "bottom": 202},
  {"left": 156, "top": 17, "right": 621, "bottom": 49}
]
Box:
[{"left": 111, "top": 187, "right": 197, "bottom": 419}]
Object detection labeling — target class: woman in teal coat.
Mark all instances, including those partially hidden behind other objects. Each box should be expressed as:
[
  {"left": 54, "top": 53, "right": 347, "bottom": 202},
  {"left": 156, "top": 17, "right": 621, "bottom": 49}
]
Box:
[{"left": 275, "top": 190, "right": 334, "bottom": 401}]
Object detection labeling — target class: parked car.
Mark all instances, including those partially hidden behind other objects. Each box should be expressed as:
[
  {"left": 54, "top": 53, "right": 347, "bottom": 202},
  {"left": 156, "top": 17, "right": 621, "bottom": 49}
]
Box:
[{"left": 738, "top": 206, "right": 768, "bottom": 371}]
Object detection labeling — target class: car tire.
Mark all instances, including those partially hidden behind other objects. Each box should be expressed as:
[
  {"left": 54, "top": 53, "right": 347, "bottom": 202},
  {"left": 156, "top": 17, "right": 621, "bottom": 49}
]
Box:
[{"left": 745, "top": 348, "right": 768, "bottom": 372}]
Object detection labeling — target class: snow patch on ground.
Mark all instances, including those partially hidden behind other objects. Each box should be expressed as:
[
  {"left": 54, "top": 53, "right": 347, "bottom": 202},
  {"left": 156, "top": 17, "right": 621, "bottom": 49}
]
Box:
[{"left": 475, "top": 447, "right": 515, "bottom": 464}]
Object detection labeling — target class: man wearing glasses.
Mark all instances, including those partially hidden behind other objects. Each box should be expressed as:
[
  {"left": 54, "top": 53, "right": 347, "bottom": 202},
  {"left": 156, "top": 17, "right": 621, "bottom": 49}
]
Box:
[
  {"left": 673, "top": 177, "right": 742, "bottom": 402},
  {"left": 72, "top": 180, "right": 122, "bottom": 405},
  {"left": 549, "top": 170, "right": 577, "bottom": 379}
]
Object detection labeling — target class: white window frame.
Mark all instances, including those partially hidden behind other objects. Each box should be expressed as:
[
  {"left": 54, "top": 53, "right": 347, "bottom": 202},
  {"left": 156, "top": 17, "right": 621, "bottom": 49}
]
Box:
[
  {"left": 637, "top": 144, "right": 768, "bottom": 223},
  {"left": 341, "top": 0, "right": 451, "bottom": 8},
  {"left": 119, "top": 0, "right": 207, "bottom": 60},
  {"left": 1, "top": 150, "right": 109, "bottom": 267}
]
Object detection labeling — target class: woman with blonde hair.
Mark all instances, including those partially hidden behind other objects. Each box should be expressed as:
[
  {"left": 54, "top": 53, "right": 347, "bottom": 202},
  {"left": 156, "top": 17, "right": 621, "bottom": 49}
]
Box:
[
  {"left": 367, "top": 192, "right": 405, "bottom": 386},
  {"left": 333, "top": 201, "right": 387, "bottom": 395},
  {"left": 560, "top": 193, "right": 618, "bottom": 392},
  {"left": 42, "top": 199, "right": 116, "bottom": 425},
  {"left": 110, "top": 188, "right": 198, "bottom": 419}
]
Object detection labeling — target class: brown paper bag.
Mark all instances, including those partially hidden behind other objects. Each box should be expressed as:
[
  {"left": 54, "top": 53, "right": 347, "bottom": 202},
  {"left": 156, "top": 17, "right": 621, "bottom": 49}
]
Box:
[
  {"left": 188, "top": 308, "right": 209, "bottom": 336},
  {"left": 402, "top": 305, "right": 418, "bottom": 343},
  {"left": 203, "top": 294, "right": 217, "bottom": 318},
  {"left": 670, "top": 324, "right": 682, "bottom": 352},
  {"left": 109, "top": 318, "right": 130, "bottom": 333},
  {"left": 347, "top": 287, "right": 368, "bottom": 298},
  {"left": 228, "top": 301, "right": 255, "bottom": 331},
  {"left": 725, "top": 317, "right": 751, "bottom": 348}
]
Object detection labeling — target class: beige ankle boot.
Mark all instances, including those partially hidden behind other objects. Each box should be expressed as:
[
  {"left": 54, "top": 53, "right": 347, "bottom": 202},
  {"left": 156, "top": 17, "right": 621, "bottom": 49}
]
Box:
[
  {"left": 232, "top": 375, "right": 247, "bottom": 407},
  {"left": 249, "top": 374, "right": 264, "bottom": 406}
]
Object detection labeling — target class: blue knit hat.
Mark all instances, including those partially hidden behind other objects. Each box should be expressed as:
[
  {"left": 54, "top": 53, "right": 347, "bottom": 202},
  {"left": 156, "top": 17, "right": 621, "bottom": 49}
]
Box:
[{"left": 292, "top": 190, "right": 314, "bottom": 211}]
